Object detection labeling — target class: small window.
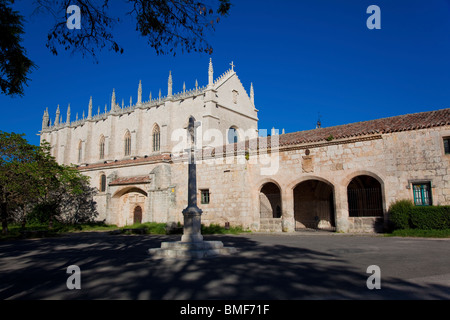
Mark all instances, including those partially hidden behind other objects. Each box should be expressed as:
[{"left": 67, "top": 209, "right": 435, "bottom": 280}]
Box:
[
  {"left": 413, "top": 183, "right": 432, "bottom": 206},
  {"left": 100, "top": 174, "right": 107, "bottom": 192},
  {"left": 228, "top": 127, "right": 239, "bottom": 144},
  {"left": 444, "top": 138, "right": 450, "bottom": 155},
  {"left": 201, "top": 189, "right": 210, "bottom": 204}
]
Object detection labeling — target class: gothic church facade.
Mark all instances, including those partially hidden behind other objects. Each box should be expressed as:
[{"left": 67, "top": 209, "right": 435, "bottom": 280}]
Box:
[{"left": 40, "top": 60, "right": 450, "bottom": 233}]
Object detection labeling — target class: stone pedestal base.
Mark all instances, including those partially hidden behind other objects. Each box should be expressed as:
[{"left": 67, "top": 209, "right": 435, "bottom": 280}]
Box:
[{"left": 149, "top": 241, "right": 237, "bottom": 259}]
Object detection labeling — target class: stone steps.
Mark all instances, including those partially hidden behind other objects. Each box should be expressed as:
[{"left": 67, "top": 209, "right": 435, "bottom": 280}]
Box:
[
  {"left": 259, "top": 218, "right": 282, "bottom": 232},
  {"left": 149, "top": 240, "right": 237, "bottom": 259}
]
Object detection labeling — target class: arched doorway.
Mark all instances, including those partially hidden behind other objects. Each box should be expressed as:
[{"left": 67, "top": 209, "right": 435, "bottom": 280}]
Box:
[
  {"left": 259, "top": 182, "right": 282, "bottom": 232},
  {"left": 134, "top": 206, "right": 143, "bottom": 224},
  {"left": 293, "top": 179, "right": 336, "bottom": 231},
  {"left": 347, "top": 175, "right": 383, "bottom": 217}
]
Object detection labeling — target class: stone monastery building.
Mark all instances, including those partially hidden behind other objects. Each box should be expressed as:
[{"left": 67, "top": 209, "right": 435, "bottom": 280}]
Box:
[{"left": 40, "top": 59, "right": 450, "bottom": 233}]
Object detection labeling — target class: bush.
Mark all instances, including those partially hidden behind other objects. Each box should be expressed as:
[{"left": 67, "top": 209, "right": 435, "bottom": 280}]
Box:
[
  {"left": 388, "top": 199, "right": 414, "bottom": 230},
  {"left": 388, "top": 200, "right": 450, "bottom": 231},
  {"left": 410, "top": 206, "right": 450, "bottom": 230},
  {"left": 27, "top": 203, "right": 58, "bottom": 224}
]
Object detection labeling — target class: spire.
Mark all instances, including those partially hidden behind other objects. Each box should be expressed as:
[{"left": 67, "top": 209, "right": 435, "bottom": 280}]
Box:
[
  {"left": 250, "top": 83, "right": 255, "bottom": 105},
  {"left": 208, "top": 58, "right": 214, "bottom": 88},
  {"left": 159, "top": 89, "right": 162, "bottom": 102},
  {"left": 42, "top": 108, "right": 49, "bottom": 129},
  {"left": 129, "top": 96, "right": 132, "bottom": 107},
  {"left": 122, "top": 99, "right": 124, "bottom": 108},
  {"left": 168, "top": 71, "right": 173, "bottom": 97},
  {"left": 195, "top": 79, "right": 198, "bottom": 92},
  {"left": 88, "top": 97, "right": 93, "bottom": 119},
  {"left": 149, "top": 91, "right": 152, "bottom": 102},
  {"left": 97, "top": 106, "right": 100, "bottom": 115},
  {"left": 55, "top": 105, "right": 60, "bottom": 126},
  {"left": 66, "top": 104, "right": 71, "bottom": 124},
  {"left": 183, "top": 81, "right": 186, "bottom": 94},
  {"left": 137, "top": 80, "right": 142, "bottom": 105},
  {"left": 111, "top": 89, "right": 116, "bottom": 111}
]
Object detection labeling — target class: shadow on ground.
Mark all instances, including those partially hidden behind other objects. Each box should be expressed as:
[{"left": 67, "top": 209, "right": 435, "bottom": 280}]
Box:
[{"left": 0, "top": 232, "right": 448, "bottom": 299}]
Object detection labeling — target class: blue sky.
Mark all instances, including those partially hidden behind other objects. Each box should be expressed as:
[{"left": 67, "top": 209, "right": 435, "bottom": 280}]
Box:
[{"left": 2, "top": 0, "right": 450, "bottom": 146}]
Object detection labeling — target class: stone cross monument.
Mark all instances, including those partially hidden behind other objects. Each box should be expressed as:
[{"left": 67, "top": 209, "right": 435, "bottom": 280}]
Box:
[
  {"left": 181, "top": 116, "right": 203, "bottom": 243},
  {"left": 149, "top": 117, "right": 237, "bottom": 259}
]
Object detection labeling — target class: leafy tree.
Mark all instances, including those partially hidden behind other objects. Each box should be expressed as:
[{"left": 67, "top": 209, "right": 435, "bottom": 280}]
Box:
[
  {"left": 0, "top": 0, "right": 36, "bottom": 96},
  {"left": 0, "top": 132, "right": 98, "bottom": 234},
  {"left": 1, "top": 0, "right": 231, "bottom": 96},
  {"left": 0, "top": 131, "right": 39, "bottom": 234}
]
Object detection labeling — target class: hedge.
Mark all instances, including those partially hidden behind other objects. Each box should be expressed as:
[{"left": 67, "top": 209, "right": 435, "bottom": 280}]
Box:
[{"left": 388, "top": 200, "right": 450, "bottom": 230}]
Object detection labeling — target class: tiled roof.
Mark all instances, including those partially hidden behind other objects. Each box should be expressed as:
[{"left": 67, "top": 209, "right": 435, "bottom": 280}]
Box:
[
  {"left": 78, "top": 153, "right": 171, "bottom": 170},
  {"left": 109, "top": 175, "right": 151, "bottom": 186},
  {"left": 277, "top": 108, "right": 450, "bottom": 147},
  {"left": 204, "top": 108, "right": 450, "bottom": 154}
]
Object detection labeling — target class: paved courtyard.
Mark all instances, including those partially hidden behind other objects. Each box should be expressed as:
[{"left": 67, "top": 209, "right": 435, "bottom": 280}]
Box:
[{"left": 0, "top": 231, "right": 449, "bottom": 300}]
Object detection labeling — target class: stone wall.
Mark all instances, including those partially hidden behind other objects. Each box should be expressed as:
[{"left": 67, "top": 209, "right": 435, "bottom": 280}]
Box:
[{"left": 79, "top": 124, "right": 450, "bottom": 232}]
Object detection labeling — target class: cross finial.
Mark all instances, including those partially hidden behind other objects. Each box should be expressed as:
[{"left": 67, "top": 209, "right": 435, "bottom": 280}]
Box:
[{"left": 230, "top": 61, "right": 235, "bottom": 71}]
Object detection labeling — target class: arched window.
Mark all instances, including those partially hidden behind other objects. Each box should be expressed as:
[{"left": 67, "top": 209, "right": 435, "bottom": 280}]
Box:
[
  {"left": 124, "top": 131, "right": 131, "bottom": 156},
  {"left": 152, "top": 125, "right": 160, "bottom": 152},
  {"left": 100, "top": 174, "right": 106, "bottom": 192},
  {"left": 99, "top": 136, "right": 105, "bottom": 160},
  {"left": 228, "top": 127, "right": 239, "bottom": 144},
  {"left": 78, "top": 140, "right": 83, "bottom": 163}
]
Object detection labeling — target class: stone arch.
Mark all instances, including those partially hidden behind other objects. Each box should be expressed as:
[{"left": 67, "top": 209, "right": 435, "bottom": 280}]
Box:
[
  {"left": 111, "top": 187, "right": 148, "bottom": 227},
  {"left": 347, "top": 175, "right": 384, "bottom": 218},
  {"left": 259, "top": 182, "right": 282, "bottom": 218},
  {"left": 292, "top": 178, "right": 336, "bottom": 231},
  {"left": 258, "top": 180, "right": 283, "bottom": 232}
]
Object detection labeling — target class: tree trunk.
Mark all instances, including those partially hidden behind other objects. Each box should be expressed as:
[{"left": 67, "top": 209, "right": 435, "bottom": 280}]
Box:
[{"left": 1, "top": 202, "right": 8, "bottom": 235}]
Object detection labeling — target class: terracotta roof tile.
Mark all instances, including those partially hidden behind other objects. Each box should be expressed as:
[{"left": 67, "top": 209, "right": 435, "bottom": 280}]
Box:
[
  {"left": 78, "top": 153, "right": 171, "bottom": 170},
  {"left": 277, "top": 108, "right": 450, "bottom": 147},
  {"left": 109, "top": 175, "right": 151, "bottom": 186}
]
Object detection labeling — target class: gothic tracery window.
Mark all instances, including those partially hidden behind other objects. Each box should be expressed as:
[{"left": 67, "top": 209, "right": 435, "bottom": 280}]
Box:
[
  {"left": 99, "top": 136, "right": 105, "bottom": 160},
  {"left": 152, "top": 125, "right": 160, "bottom": 152},
  {"left": 124, "top": 131, "right": 131, "bottom": 156},
  {"left": 78, "top": 140, "right": 82, "bottom": 163}
]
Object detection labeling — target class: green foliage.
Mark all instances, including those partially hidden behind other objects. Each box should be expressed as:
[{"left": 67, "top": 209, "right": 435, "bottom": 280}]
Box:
[
  {"left": 27, "top": 202, "right": 57, "bottom": 224},
  {"left": 0, "top": 131, "right": 98, "bottom": 234},
  {"left": 201, "top": 223, "right": 248, "bottom": 234},
  {"left": 388, "top": 199, "right": 450, "bottom": 231},
  {"left": 0, "top": 0, "right": 36, "bottom": 96},
  {"left": 409, "top": 206, "right": 450, "bottom": 230},
  {"left": 387, "top": 229, "right": 450, "bottom": 238},
  {"left": 325, "top": 135, "right": 334, "bottom": 142},
  {"left": 388, "top": 199, "right": 414, "bottom": 230}
]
